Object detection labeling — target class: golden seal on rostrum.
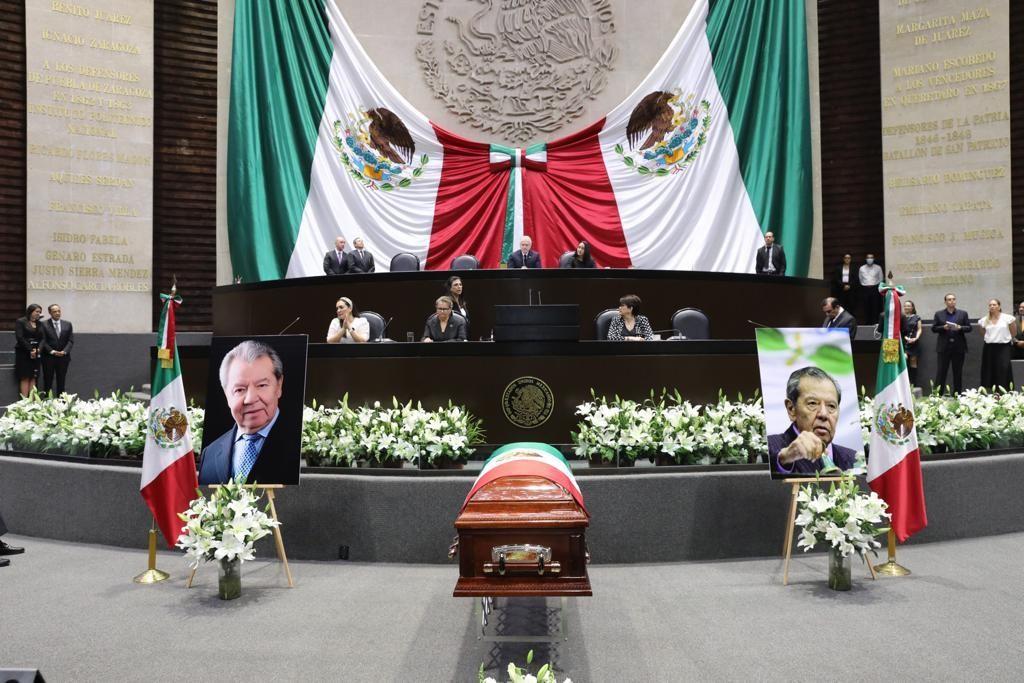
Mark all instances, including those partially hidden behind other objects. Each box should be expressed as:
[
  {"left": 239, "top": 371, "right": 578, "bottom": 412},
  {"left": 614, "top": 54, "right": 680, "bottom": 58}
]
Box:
[{"left": 501, "top": 376, "right": 554, "bottom": 428}]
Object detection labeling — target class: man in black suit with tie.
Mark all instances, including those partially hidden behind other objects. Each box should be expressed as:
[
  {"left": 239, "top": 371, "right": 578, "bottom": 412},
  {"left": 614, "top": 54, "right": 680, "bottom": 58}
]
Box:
[
  {"left": 41, "top": 304, "right": 73, "bottom": 395},
  {"left": 931, "top": 292, "right": 971, "bottom": 394},
  {"left": 755, "top": 231, "right": 786, "bottom": 276},
  {"left": 821, "top": 297, "right": 857, "bottom": 342},
  {"left": 507, "top": 235, "right": 542, "bottom": 269},
  {"left": 346, "top": 237, "right": 375, "bottom": 273},
  {"left": 323, "top": 236, "right": 349, "bottom": 275}
]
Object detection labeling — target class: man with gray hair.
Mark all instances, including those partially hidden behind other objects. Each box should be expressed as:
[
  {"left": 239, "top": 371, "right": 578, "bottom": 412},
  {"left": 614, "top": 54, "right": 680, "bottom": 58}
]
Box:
[
  {"left": 198, "top": 340, "right": 289, "bottom": 485},
  {"left": 765, "top": 366, "right": 857, "bottom": 475},
  {"left": 507, "top": 235, "right": 542, "bottom": 269}
]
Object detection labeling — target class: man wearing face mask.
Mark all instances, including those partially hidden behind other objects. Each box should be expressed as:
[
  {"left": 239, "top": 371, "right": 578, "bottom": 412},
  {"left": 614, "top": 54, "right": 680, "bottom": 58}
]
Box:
[{"left": 858, "top": 253, "right": 884, "bottom": 326}]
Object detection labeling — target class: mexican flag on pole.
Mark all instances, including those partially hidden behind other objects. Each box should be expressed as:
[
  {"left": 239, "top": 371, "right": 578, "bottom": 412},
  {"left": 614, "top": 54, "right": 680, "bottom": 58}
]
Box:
[
  {"left": 140, "top": 290, "right": 199, "bottom": 548},
  {"left": 867, "top": 284, "right": 927, "bottom": 541}
]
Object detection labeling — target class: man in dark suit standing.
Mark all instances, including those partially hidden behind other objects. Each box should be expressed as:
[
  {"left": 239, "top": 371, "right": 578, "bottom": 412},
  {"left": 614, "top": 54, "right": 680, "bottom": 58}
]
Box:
[
  {"left": 346, "top": 237, "right": 375, "bottom": 273},
  {"left": 0, "top": 508, "right": 25, "bottom": 567},
  {"left": 507, "top": 235, "right": 542, "bottom": 269},
  {"left": 755, "top": 231, "right": 786, "bottom": 276},
  {"left": 198, "top": 340, "right": 297, "bottom": 485},
  {"left": 821, "top": 297, "right": 857, "bottom": 342},
  {"left": 323, "top": 236, "right": 349, "bottom": 275},
  {"left": 931, "top": 292, "right": 971, "bottom": 394},
  {"left": 41, "top": 304, "right": 73, "bottom": 395}
]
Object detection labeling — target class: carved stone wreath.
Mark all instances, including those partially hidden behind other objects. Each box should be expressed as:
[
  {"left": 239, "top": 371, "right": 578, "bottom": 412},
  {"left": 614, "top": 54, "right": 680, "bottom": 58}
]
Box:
[{"left": 415, "top": 0, "right": 618, "bottom": 144}]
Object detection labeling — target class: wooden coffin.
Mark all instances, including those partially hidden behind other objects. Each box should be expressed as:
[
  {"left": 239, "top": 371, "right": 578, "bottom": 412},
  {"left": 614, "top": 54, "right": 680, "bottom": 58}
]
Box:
[{"left": 452, "top": 474, "right": 591, "bottom": 597}]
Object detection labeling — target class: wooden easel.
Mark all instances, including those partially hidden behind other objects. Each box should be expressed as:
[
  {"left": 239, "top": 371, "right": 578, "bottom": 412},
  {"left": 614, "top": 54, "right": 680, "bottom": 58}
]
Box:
[
  {"left": 186, "top": 484, "right": 294, "bottom": 588},
  {"left": 781, "top": 477, "right": 877, "bottom": 585}
]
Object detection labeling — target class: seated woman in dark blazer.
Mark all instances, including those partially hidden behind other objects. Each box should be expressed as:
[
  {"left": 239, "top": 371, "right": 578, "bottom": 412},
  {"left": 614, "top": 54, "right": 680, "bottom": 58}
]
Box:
[
  {"left": 445, "top": 275, "right": 469, "bottom": 324},
  {"left": 422, "top": 296, "right": 467, "bottom": 342},
  {"left": 567, "top": 240, "right": 597, "bottom": 268},
  {"left": 607, "top": 294, "right": 654, "bottom": 341}
]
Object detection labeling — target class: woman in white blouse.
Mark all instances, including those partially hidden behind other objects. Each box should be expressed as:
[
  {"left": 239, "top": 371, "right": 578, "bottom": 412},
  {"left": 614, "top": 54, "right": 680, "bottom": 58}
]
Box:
[
  {"left": 977, "top": 298, "right": 1017, "bottom": 390},
  {"left": 326, "top": 296, "right": 370, "bottom": 343}
]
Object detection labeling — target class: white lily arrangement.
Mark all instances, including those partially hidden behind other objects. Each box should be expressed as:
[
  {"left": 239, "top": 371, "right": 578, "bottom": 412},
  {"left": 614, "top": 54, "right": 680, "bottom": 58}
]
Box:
[
  {"left": 0, "top": 389, "right": 203, "bottom": 458},
  {"left": 479, "top": 650, "right": 571, "bottom": 683},
  {"left": 176, "top": 479, "right": 279, "bottom": 568},
  {"left": 795, "top": 475, "right": 889, "bottom": 558},
  {"left": 573, "top": 390, "right": 765, "bottom": 465},
  {"left": 302, "top": 396, "right": 483, "bottom": 467}
]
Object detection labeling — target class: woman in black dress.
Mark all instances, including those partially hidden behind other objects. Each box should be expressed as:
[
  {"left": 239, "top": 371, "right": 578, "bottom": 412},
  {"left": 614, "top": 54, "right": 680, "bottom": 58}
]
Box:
[
  {"left": 14, "top": 304, "right": 44, "bottom": 397},
  {"left": 901, "top": 299, "right": 922, "bottom": 387},
  {"left": 422, "top": 296, "right": 467, "bottom": 342},
  {"left": 568, "top": 240, "right": 597, "bottom": 268},
  {"left": 445, "top": 275, "right": 469, "bottom": 325}
]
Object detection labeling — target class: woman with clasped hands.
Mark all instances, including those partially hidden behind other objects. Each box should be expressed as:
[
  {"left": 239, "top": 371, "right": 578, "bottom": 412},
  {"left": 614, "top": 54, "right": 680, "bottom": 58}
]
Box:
[
  {"left": 14, "top": 303, "right": 45, "bottom": 396},
  {"left": 607, "top": 294, "right": 654, "bottom": 341},
  {"left": 326, "top": 297, "right": 370, "bottom": 343},
  {"left": 422, "top": 296, "right": 467, "bottom": 342}
]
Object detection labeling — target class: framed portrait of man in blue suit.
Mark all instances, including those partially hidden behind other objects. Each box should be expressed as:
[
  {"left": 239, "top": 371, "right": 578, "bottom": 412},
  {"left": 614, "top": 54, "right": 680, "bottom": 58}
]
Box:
[{"left": 198, "top": 335, "right": 308, "bottom": 486}]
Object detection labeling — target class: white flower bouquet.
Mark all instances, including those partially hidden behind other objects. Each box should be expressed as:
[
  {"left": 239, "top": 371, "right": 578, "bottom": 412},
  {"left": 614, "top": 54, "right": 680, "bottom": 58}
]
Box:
[
  {"left": 572, "top": 392, "right": 661, "bottom": 464},
  {"left": 176, "top": 478, "right": 279, "bottom": 569},
  {"left": 796, "top": 475, "right": 889, "bottom": 558},
  {"left": 479, "top": 650, "right": 571, "bottom": 683}
]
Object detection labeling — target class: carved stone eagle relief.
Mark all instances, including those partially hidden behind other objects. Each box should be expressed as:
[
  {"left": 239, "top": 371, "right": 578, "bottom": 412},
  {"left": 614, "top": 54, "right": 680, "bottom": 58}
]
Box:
[{"left": 416, "top": 0, "right": 617, "bottom": 143}]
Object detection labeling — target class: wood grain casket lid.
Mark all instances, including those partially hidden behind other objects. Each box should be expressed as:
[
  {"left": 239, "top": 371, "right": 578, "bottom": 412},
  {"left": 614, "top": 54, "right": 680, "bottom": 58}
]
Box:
[{"left": 456, "top": 475, "right": 589, "bottom": 529}]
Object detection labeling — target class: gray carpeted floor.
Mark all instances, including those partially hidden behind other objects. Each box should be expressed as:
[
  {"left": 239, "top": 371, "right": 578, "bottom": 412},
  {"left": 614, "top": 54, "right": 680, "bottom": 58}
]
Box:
[{"left": 1, "top": 532, "right": 1023, "bottom": 681}]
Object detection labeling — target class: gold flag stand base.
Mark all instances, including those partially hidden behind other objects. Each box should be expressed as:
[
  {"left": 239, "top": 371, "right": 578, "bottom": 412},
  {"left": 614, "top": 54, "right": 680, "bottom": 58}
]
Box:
[
  {"left": 873, "top": 528, "right": 911, "bottom": 577},
  {"left": 134, "top": 525, "right": 171, "bottom": 584}
]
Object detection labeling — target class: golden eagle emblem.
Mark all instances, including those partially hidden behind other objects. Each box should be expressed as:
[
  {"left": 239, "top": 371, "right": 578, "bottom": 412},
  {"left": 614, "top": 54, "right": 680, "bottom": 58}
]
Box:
[
  {"left": 615, "top": 90, "right": 711, "bottom": 178},
  {"left": 333, "top": 108, "right": 429, "bottom": 192},
  {"left": 148, "top": 406, "right": 189, "bottom": 448}
]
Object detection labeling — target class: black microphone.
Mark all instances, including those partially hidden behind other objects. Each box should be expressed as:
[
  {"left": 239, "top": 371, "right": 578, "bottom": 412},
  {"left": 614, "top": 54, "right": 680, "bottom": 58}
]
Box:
[
  {"left": 376, "top": 316, "right": 394, "bottom": 342},
  {"left": 277, "top": 317, "right": 301, "bottom": 335},
  {"left": 537, "top": 291, "right": 542, "bottom": 306}
]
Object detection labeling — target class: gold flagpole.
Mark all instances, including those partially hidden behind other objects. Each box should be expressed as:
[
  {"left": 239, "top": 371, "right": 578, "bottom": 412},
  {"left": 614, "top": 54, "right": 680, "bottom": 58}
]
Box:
[
  {"left": 874, "top": 528, "right": 910, "bottom": 576},
  {"left": 133, "top": 518, "right": 171, "bottom": 584}
]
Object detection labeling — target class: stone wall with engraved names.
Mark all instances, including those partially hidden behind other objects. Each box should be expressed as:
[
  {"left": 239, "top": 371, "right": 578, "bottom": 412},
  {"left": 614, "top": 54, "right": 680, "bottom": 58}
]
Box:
[
  {"left": 880, "top": 1, "right": 1012, "bottom": 315},
  {"left": 25, "top": 0, "right": 153, "bottom": 333}
]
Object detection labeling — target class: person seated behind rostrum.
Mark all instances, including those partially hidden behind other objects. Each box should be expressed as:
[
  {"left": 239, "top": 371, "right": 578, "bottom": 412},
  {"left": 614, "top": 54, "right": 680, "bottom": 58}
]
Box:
[
  {"left": 326, "top": 297, "right": 370, "bottom": 343},
  {"left": 567, "top": 240, "right": 597, "bottom": 268},
  {"left": 422, "top": 296, "right": 467, "bottom": 342},
  {"left": 608, "top": 294, "right": 654, "bottom": 341}
]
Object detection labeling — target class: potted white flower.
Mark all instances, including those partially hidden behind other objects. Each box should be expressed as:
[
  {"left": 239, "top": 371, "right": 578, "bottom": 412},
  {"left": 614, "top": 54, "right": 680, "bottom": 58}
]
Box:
[
  {"left": 176, "top": 479, "right": 280, "bottom": 600},
  {"left": 795, "top": 475, "right": 890, "bottom": 590},
  {"left": 479, "top": 650, "right": 571, "bottom": 683}
]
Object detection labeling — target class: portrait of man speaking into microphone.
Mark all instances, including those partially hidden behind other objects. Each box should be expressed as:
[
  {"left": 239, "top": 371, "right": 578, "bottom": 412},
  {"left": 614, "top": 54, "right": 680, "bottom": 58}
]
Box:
[
  {"left": 199, "top": 335, "right": 308, "bottom": 486},
  {"left": 754, "top": 328, "right": 864, "bottom": 480}
]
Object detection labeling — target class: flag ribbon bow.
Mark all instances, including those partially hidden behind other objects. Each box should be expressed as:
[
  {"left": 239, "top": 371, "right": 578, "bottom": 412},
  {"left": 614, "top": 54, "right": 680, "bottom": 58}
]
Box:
[
  {"left": 489, "top": 143, "right": 548, "bottom": 263},
  {"left": 157, "top": 291, "right": 182, "bottom": 368},
  {"left": 878, "top": 281, "right": 905, "bottom": 364}
]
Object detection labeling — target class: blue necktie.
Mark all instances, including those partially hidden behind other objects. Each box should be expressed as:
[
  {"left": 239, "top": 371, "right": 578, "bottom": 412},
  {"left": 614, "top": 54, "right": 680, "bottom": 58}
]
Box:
[{"left": 236, "top": 433, "right": 263, "bottom": 482}]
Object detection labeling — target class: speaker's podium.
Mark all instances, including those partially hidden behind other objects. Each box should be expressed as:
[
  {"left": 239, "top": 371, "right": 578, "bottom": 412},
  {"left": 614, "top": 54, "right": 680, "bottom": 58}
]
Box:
[{"left": 493, "top": 305, "right": 580, "bottom": 342}]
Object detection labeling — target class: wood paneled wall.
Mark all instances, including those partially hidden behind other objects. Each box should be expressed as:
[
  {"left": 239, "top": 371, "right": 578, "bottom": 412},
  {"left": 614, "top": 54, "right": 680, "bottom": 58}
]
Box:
[
  {"left": 0, "top": 1, "right": 26, "bottom": 327},
  {"left": 0, "top": 2, "right": 1020, "bottom": 330}
]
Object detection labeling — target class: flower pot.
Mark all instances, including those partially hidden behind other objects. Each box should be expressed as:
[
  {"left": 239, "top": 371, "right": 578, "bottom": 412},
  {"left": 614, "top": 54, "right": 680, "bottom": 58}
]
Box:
[
  {"left": 827, "top": 548, "right": 852, "bottom": 591},
  {"left": 218, "top": 557, "right": 242, "bottom": 600},
  {"left": 588, "top": 456, "right": 616, "bottom": 468},
  {"left": 653, "top": 454, "right": 677, "bottom": 466},
  {"left": 431, "top": 456, "right": 465, "bottom": 470}
]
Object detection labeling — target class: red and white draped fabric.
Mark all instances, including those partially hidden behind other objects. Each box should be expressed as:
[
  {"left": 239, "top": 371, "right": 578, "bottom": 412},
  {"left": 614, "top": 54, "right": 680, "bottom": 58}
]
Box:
[{"left": 281, "top": 0, "right": 767, "bottom": 275}]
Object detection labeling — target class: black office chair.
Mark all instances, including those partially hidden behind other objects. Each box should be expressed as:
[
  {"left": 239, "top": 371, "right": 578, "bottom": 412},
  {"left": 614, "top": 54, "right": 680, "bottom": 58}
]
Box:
[
  {"left": 558, "top": 250, "right": 576, "bottom": 268},
  {"left": 594, "top": 308, "right": 618, "bottom": 340},
  {"left": 361, "top": 311, "right": 388, "bottom": 341},
  {"left": 389, "top": 253, "right": 420, "bottom": 272},
  {"left": 670, "top": 308, "right": 710, "bottom": 340},
  {"left": 450, "top": 254, "right": 480, "bottom": 270}
]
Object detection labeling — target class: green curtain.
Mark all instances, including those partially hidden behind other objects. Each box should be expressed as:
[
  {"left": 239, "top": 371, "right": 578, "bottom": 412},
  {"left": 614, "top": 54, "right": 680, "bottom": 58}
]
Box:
[
  {"left": 706, "top": 0, "right": 812, "bottom": 277},
  {"left": 227, "top": 0, "right": 333, "bottom": 282}
]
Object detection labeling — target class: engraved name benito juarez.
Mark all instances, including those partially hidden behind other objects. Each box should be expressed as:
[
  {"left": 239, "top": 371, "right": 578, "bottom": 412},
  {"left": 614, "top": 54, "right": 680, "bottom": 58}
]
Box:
[{"left": 416, "top": 0, "right": 618, "bottom": 143}]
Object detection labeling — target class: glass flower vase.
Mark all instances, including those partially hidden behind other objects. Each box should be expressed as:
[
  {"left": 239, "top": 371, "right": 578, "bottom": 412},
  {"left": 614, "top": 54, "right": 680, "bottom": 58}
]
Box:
[
  {"left": 218, "top": 557, "right": 242, "bottom": 600},
  {"left": 828, "top": 547, "right": 852, "bottom": 591}
]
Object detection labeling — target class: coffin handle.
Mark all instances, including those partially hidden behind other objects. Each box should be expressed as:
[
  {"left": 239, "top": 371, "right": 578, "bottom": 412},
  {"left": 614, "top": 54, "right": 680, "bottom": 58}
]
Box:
[{"left": 447, "top": 536, "right": 459, "bottom": 559}]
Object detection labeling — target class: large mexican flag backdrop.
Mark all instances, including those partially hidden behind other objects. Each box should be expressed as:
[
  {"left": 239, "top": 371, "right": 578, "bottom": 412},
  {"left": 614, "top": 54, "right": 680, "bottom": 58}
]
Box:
[{"left": 228, "top": 0, "right": 812, "bottom": 279}]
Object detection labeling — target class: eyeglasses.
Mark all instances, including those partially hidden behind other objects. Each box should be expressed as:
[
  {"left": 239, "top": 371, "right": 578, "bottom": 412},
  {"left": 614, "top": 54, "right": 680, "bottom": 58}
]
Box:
[{"left": 436, "top": 307, "right": 451, "bottom": 312}]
